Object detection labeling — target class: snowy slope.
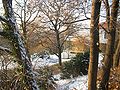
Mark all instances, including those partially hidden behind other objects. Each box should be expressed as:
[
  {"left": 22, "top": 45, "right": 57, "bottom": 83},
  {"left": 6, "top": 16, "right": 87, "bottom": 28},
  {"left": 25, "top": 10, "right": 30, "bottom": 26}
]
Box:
[
  {"left": 55, "top": 75, "right": 88, "bottom": 90},
  {"left": 53, "top": 53, "right": 103, "bottom": 90},
  {"left": 0, "top": 53, "right": 104, "bottom": 90},
  {"left": 0, "top": 53, "right": 103, "bottom": 70}
]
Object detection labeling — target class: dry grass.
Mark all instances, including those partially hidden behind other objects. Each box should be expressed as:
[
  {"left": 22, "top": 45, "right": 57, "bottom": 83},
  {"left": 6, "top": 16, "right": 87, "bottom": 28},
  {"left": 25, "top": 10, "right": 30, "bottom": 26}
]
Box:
[
  {"left": 108, "top": 66, "right": 120, "bottom": 90},
  {"left": 49, "top": 64, "right": 61, "bottom": 75},
  {"left": 97, "top": 65, "right": 120, "bottom": 90}
]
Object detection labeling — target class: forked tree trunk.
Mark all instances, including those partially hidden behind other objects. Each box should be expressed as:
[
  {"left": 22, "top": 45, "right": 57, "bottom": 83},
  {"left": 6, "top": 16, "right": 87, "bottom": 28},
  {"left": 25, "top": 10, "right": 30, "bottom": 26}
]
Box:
[
  {"left": 88, "top": 0, "right": 101, "bottom": 90},
  {"left": 98, "top": 0, "right": 119, "bottom": 89},
  {"left": 2, "top": 0, "right": 39, "bottom": 90}
]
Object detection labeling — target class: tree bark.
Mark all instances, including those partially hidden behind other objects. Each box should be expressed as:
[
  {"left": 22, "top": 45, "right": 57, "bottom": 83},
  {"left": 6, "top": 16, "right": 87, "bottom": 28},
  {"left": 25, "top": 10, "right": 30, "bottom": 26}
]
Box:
[
  {"left": 113, "top": 27, "right": 120, "bottom": 67},
  {"left": 98, "top": 0, "right": 119, "bottom": 89},
  {"left": 56, "top": 29, "right": 62, "bottom": 66},
  {"left": 88, "top": 0, "right": 101, "bottom": 90},
  {"left": 2, "top": 0, "right": 39, "bottom": 90},
  {"left": 113, "top": 38, "right": 120, "bottom": 67},
  {"left": 22, "top": 0, "right": 31, "bottom": 59}
]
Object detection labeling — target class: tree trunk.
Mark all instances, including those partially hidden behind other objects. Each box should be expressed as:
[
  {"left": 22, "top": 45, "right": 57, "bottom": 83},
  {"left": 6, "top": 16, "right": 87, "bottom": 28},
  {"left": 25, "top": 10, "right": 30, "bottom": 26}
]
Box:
[
  {"left": 2, "top": 0, "right": 39, "bottom": 90},
  {"left": 22, "top": 0, "right": 31, "bottom": 59},
  {"left": 113, "top": 28, "right": 120, "bottom": 67},
  {"left": 98, "top": 0, "right": 119, "bottom": 89},
  {"left": 113, "top": 39, "right": 120, "bottom": 67},
  {"left": 56, "top": 30, "right": 62, "bottom": 66},
  {"left": 88, "top": 0, "right": 101, "bottom": 90}
]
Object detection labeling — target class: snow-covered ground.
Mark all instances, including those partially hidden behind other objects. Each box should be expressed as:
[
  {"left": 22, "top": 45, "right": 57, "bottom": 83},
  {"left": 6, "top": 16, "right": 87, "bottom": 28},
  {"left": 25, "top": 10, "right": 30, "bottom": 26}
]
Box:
[
  {"left": 0, "top": 53, "right": 104, "bottom": 90},
  {"left": 31, "top": 54, "right": 71, "bottom": 69},
  {"left": 0, "top": 54, "right": 70, "bottom": 69},
  {"left": 54, "top": 75, "right": 88, "bottom": 90},
  {"left": 32, "top": 53, "right": 103, "bottom": 69},
  {"left": 0, "top": 61, "right": 17, "bottom": 69},
  {"left": 53, "top": 53, "right": 103, "bottom": 90},
  {"left": 0, "top": 53, "right": 103, "bottom": 69}
]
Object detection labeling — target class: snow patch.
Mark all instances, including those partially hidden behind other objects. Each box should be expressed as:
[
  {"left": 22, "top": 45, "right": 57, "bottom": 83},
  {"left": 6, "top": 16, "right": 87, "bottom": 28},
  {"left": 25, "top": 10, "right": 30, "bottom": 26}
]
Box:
[{"left": 55, "top": 75, "right": 88, "bottom": 90}]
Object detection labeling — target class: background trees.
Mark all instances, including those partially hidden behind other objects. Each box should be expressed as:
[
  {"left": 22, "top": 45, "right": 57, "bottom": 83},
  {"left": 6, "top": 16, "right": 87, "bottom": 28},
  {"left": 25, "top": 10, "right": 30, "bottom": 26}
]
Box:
[
  {"left": 36, "top": 0, "right": 90, "bottom": 66},
  {"left": 99, "top": 0, "right": 119, "bottom": 89},
  {"left": 7, "top": 0, "right": 91, "bottom": 66},
  {"left": 14, "top": 0, "right": 40, "bottom": 58},
  {"left": 88, "top": 0, "right": 119, "bottom": 90},
  {"left": 0, "top": 0, "right": 119, "bottom": 89}
]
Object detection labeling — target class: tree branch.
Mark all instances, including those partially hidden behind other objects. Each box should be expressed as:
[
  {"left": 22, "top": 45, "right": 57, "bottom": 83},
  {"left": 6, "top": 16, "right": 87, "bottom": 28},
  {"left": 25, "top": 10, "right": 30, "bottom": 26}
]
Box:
[
  {"left": 63, "top": 18, "right": 90, "bottom": 24},
  {"left": 99, "top": 24, "right": 110, "bottom": 34},
  {"left": 0, "top": 46, "right": 12, "bottom": 54},
  {"left": 0, "top": 16, "right": 8, "bottom": 23}
]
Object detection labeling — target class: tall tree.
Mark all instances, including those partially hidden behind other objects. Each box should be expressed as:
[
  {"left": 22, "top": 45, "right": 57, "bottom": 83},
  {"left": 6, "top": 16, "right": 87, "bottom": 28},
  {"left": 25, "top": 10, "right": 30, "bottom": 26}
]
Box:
[
  {"left": 0, "top": 0, "right": 39, "bottom": 89},
  {"left": 98, "top": 0, "right": 119, "bottom": 89},
  {"left": 37, "top": 0, "right": 90, "bottom": 66},
  {"left": 88, "top": 0, "right": 101, "bottom": 90}
]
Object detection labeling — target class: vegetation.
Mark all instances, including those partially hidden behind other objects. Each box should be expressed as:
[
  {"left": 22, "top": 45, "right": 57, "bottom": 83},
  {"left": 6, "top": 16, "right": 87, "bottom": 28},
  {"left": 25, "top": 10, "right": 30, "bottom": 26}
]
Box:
[
  {"left": 0, "top": 66, "right": 55, "bottom": 90},
  {"left": 98, "top": 0, "right": 119, "bottom": 89},
  {"left": 36, "top": 67, "right": 56, "bottom": 90},
  {"left": 0, "top": 0, "right": 119, "bottom": 90},
  {"left": 97, "top": 65, "right": 120, "bottom": 90},
  {"left": 61, "top": 51, "right": 89, "bottom": 79}
]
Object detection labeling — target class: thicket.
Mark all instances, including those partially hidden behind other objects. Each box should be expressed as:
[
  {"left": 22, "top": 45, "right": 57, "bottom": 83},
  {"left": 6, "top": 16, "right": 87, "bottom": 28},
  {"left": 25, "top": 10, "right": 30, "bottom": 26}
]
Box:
[{"left": 61, "top": 51, "right": 90, "bottom": 79}]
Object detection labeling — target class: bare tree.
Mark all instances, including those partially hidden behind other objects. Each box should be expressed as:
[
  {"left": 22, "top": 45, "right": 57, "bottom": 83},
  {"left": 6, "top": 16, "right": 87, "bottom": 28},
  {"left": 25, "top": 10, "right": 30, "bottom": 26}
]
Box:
[
  {"left": 88, "top": 0, "right": 101, "bottom": 90},
  {"left": 36, "top": 0, "right": 90, "bottom": 66},
  {"left": 98, "top": 0, "right": 119, "bottom": 89},
  {"left": 14, "top": 0, "right": 40, "bottom": 57},
  {"left": 0, "top": 0, "right": 39, "bottom": 89}
]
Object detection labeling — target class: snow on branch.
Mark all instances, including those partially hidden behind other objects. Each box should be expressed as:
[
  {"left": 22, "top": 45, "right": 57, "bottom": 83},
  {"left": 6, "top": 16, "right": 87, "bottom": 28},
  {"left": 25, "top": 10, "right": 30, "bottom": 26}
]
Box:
[
  {"left": 0, "top": 16, "right": 8, "bottom": 23},
  {"left": 0, "top": 46, "right": 12, "bottom": 54}
]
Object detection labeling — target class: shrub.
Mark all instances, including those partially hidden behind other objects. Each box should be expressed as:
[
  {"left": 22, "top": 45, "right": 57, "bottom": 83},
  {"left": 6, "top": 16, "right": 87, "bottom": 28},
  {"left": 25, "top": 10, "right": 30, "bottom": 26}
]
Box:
[
  {"left": 36, "top": 66, "right": 56, "bottom": 90},
  {"left": 61, "top": 51, "right": 90, "bottom": 79}
]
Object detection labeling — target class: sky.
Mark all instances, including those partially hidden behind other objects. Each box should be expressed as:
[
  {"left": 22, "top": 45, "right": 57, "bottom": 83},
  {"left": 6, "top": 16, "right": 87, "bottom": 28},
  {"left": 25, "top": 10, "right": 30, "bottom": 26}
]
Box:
[{"left": 0, "top": 0, "right": 116, "bottom": 31}]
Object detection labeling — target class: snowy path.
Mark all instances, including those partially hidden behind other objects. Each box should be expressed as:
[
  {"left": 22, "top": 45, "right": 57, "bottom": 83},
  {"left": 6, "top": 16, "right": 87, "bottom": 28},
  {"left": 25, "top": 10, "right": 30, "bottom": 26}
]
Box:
[{"left": 55, "top": 75, "right": 88, "bottom": 90}]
